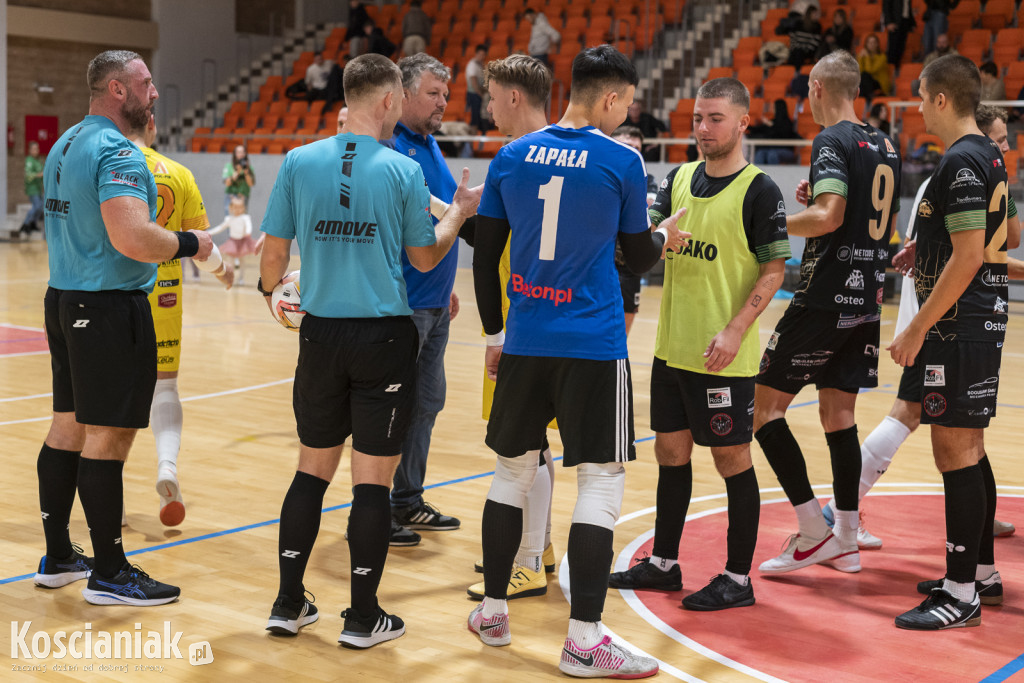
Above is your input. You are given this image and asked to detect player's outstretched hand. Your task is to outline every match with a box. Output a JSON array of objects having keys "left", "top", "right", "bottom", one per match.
[
  {"left": 216, "top": 261, "right": 235, "bottom": 290},
  {"left": 451, "top": 167, "right": 483, "bottom": 217},
  {"left": 892, "top": 239, "right": 916, "bottom": 277},
  {"left": 657, "top": 207, "right": 690, "bottom": 258},
  {"left": 191, "top": 230, "right": 215, "bottom": 261},
  {"left": 485, "top": 344, "right": 502, "bottom": 381},
  {"left": 795, "top": 180, "right": 811, "bottom": 207}
]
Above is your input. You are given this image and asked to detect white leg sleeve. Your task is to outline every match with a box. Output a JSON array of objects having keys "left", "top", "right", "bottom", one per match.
[
  {"left": 571, "top": 462, "right": 625, "bottom": 531},
  {"left": 859, "top": 416, "right": 912, "bottom": 499},
  {"left": 486, "top": 451, "right": 540, "bottom": 509},
  {"left": 518, "top": 458, "right": 551, "bottom": 558},
  {"left": 544, "top": 447, "right": 555, "bottom": 547},
  {"left": 151, "top": 377, "right": 183, "bottom": 470}
]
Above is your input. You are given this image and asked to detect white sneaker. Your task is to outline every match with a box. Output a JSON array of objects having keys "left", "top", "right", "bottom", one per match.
[
  {"left": 759, "top": 532, "right": 860, "bottom": 574},
  {"left": 157, "top": 466, "right": 185, "bottom": 526},
  {"left": 467, "top": 604, "right": 511, "bottom": 647},
  {"left": 993, "top": 519, "right": 1015, "bottom": 538},
  {"left": 857, "top": 511, "right": 883, "bottom": 549},
  {"left": 559, "top": 635, "right": 658, "bottom": 679}
]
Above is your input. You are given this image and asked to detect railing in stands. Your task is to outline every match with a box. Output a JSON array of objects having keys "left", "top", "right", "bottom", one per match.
[{"left": 201, "top": 59, "right": 218, "bottom": 129}]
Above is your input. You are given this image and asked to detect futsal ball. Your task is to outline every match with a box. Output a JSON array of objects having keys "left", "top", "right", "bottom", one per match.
[{"left": 271, "top": 270, "right": 304, "bottom": 332}]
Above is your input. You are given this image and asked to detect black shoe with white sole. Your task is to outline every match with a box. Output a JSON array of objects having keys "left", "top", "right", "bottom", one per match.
[
  {"left": 393, "top": 501, "right": 460, "bottom": 531},
  {"left": 338, "top": 606, "right": 405, "bottom": 649},
  {"left": 81, "top": 563, "right": 180, "bottom": 606},
  {"left": 895, "top": 589, "right": 981, "bottom": 630},
  {"left": 266, "top": 593, "right": 319, "bottom": 635},
  {"left": 34, "top": 543, "right": 93, "bottom": 588},
  {"left": 916, "top": 571, "right": 1003, "bottom": 605}
]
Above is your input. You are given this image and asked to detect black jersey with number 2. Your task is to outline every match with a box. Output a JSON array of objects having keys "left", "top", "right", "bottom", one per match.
[
  {"left": 792, "top": 121, "right": 902, "bottom": 314},
  {"left": 913, "top": 134, "right": 1009, "bottom": 343}
]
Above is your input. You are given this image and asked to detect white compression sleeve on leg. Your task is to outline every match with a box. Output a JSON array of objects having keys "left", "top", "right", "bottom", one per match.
[
  {"left": 487, "top": 451, "right": 540, "bottom": 509},
  {"left": 544, "top": 446, "right": 555, "bottom": 547},
  {"left": 193, "top": 243, "right": 224, "bottom": 272},
  {"left": 571, "top": 463, "right": 625, "bottom": 531},
  {"left": 517, "top": 458, "right": 551, "bottom": 566},
  {"left": 151, "top": 377, "right": 183, "bottom": 469},
  {"left": 859, "top": 415, "right": 912, "bottom": 499}
]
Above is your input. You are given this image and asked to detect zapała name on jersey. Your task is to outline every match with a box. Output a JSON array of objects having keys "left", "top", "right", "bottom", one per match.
[{"left": 523, "top": 146, "right": 589, "bottom": 168}]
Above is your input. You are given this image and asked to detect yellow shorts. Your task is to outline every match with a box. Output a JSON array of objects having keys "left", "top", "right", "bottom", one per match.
[{"left": 148, "top": 273, "right": 183, "bottom": 373}]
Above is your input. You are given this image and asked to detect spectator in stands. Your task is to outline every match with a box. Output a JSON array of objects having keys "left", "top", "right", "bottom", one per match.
[
  {"left": 364, "top": 20, "right": 397, "bottom": 58},
  {"left": 979, "top": 61, "right": 1006, "bottom": 102},
  {"left": 858, "top": 34, "right": 891, "bottom": 97},
  {"left": 324, "top": 61, "right": 345, "bottom": 112},
  {"left": 304, "top": 52, "right": 332, "bottom": 102},
  {"left": 402, "top": 0, "right": 431, "bottom": 56},
  {"left": 222, "top": 145, "right": 254, "bottom": 215},
  {"left": 18, "top": 140, "right": 44, "bottom": 237},
  {"left": 867, "top": 102, "right": 891, "bottom": 135},
  {"left": 748, "top": 98, "right": 799, "bottom": 165},
  {"left": 786, "top": 6, "right": 823, "bottom": 68},
  {"left": 465, "top": 45, "right": 488, "bottom": 134},
  {"left": 347, "top": 0, "right": 371, "bottom": 57},
  {"left": 625, "top": 100, "right": 668, "bottom": 162},
  {"left": 523, "top": 9, "right": 561, "bottom": 68},
  {"left": 921, "top": 0, "right": 959, "bottom": 58},
  {"left": 882, "top": 0, "right": 915, "bottom": 67},
  {"left": 922, "top": 32, "right": 957, "bottom": 66},
  {"left": 817, "top": 8, "right": 853, "bottom": 58}
]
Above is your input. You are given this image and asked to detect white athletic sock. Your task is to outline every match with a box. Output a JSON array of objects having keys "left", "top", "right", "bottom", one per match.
[
  {"left": 858, "top": 416, "right": 912, "bottom": 499},
  {"left": 795, "top": 499, "right": 830, "bottom": 546},
  {"left": 723, "top": 569, "right": 748, "bottom": 586},
  {"left": 481, "top": 597, "right": 508, "bottom": 619},
  {"left": 543, "top": 447, "right": 554, "bottom": 549},
  {"left": 150, "top": 378, "right": 182, "bottom": 471},
  {"left": 942, "top": 578, "right": 976, "bottom": 603},
  {"left": 517, "top": 459, "right": 550, "bottom": 571},
  {"left": 649, "top": 555, "right": 678, "bottom": 571},
  {"left": 567, "top": 619, "right": 603, "bottom": 649},
  {"left": 833, "top": 510, "right": 858, "bottom": 548},
  {"left": 976, "top": 564, "right": 996, "bottom": 581}
]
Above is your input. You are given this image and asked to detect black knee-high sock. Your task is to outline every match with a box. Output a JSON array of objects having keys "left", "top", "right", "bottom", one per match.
[
  {"left": 724, "top": 467, "right": 760, "bottom": 576},
  {"left": 754, "top": 418, "right": 814, "bottom": 506},
  {"left": 651, "top": 463, "right": 691, "bottom": 560},
  {"left": 567, "top": 523, "right": 614, "bottom": 622},
  {"left": 76, "top": 458, "right": 127, "bottom": 577},
  {"left": 37, "top": 444, "right": 81, "bottom": 559},
  {"left": 277, "top": 471, "right": 329, "bottom": 601},
  {"left": 826, "top": 425, "right": 861, "bottom": 511},
  {"left": 977, "top": 454, "right": 997, "bottom": 567},
  {"left": 942, "top": 464, "right": 985, "bottom": 584},
  {"left": 481, "top": 498, "right": 522, "bottom": 599},
  {"left": 348, "top": 484, "right": 392, "bottom": 615}
]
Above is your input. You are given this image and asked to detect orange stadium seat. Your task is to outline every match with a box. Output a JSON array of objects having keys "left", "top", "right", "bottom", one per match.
[
  {"left": 959, "top": 28, "right": 992, "bottom": 51},
  {"left": 301, "top": 114, "right": 322, "bottom": 131},
  {"left": 241, "top": 113, "right": 261, "bottom": 130},
  {"left": 736, "top": 66, "right": 764, "bottom": 93},
  {"left": 749, "top": 97, "right": 766, "bottom": 119},
  {"left": 732, "top": 47, "right": 759, "bottom": 68},
  {"left": 913, "top": 133, "right": 945, "bottom": 153},
  {"left": 1005, "top": 62, "right": 1024, "bottom": 100},
  {"left": 981, "top": 0, "right": 1015, "bottom": 31},
  {"left": 992, "top": 28, "right": 1024, "bottom": 64},
  {"left": 706, "top": 66, "right": 734, "bottom": 81},
  {"left": 288, "top": 101, "right": 309, "bottom": 115},
  {"left": 279, "top": 114, "right": 301, "bottom": 132},
  {"left": 1004, "top": 149, "right": 1019, "bottom": 179},
  {"left": 267, "top": 100, "right": 288, "bottom": 115},
  {"left": 261, "top": 114, "right": 282, "bottom": 130},
  {"left": 957, "top": 43, "right": 986, "bottom": 64}
]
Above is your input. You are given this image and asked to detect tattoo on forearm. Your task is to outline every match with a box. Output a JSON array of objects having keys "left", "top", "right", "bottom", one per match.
[
  {"left": 759, "top": 275, "right": 778, "bottom": 291},
  {"left": 751, "top": 294, "right": 763, "bottom": 308}
]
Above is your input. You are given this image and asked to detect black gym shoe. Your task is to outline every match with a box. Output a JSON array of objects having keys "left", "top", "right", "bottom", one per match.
[
  {"left": 266, "top": 592, "right": 319, "bottom": 635},
  {"left": 895, "top": 588, "right": 981, "bottom": 630},
  {"left": 917, "top": 572, "right": 1003, "bottom": 605},
  {"left": 682, "top": 574, "right": 755, "bottom": 611},
  {"left": 390, "top": 519, "right": 421, "bottom": 546},
  {"left": 337, "top": 606, "right": 406, "bottom": 649},
  {"left": 608, "top": 557, "right": 683, "bottom": 591},
  {"left": 34, "top": 543, "right": 94, "bottom": 588},
  {"left": 81, "top": 563, "right": 180, "bottom": 606},
  {"left": 393, "top": 501, "right": 460, "bottom": 530}
]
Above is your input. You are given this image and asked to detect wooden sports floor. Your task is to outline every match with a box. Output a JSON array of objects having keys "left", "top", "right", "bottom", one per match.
[{"left": 2, "top": 241, "right": 1023, "bottom": 682}]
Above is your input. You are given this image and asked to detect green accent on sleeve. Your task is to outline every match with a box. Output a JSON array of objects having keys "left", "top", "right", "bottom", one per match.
[
  {"left": 755, "top": 240, "right": 793, "bottom": 264},
  {"left": 944, "top": 210, "right": 987, "bottom": 233},
  {"left": 1009, "top": 195, "right": 1018, "bottom": 220},
  {"left": 811, "top": 178, "right": 848, "bottom": 200},
  {"left": 649, "top": 209, "right": 667, "bottom": 227}
]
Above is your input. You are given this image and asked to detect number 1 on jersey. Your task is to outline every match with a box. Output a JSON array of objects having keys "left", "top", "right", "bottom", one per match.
[{"left": 538, "top": 176, "right": 564, "bottom": 261}]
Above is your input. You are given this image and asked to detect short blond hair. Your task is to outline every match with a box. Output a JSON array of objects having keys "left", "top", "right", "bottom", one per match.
[
  {"left": 343, "top": 54, "right": 402, "bottom": 103},
  {"left": 484, "top": 55, "right": 552, "bottom": 106},
  {"left": 810, "top": 50, "right": 860, "bottom": 100}
]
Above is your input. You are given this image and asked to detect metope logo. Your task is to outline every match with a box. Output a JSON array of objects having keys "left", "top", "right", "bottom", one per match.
[{"left": 10, "top": 621, "right": 193, "bottom": 661}]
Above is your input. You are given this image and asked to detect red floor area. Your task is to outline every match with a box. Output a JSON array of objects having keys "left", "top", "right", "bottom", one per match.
[
  {"left": 627, "top": 493, "right": 1024, "bottom": 682},
  {"left": 0, "top": 324, "right": 47, "bottom": 357}
]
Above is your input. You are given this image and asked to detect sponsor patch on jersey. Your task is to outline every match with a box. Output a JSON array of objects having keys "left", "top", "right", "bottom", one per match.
[
  {"left": 924, "top": 365, "right": 945, "bottom": 387},
  {"left": 759, "top": 353, "right": 770, "bottom": 375},
  {"left": 864, "top": 344, "right": 879, "bottom": 357},
  {"left": 815, "top": 146, "right": 842, "bottom": 166},
  {"left": 709, "top": 413, "right": 733, "bottom": 437},
  {"left": 157, "top": 279, "right": 180, "bottom": 288},
  {"left": 117, "top": 149, "right": 133, "bottom": 157},
  {"left": 837, "top": 246, "right": 852, "bottom": 263},
  {"left": 767, "top": 331, "right": 780, "bottom": 350},
  {"left": 994, "top": 296, "right": 1007, "bottom": 314},
  {"left": 950, "top": 168, "right": 983, "bottom": 189},
  {"left": 158, "top": 293, "right": 177, "bottom": 308},
  {"left": 706, "top": 387, "right": 732, "bottom": 408},
  {"left": 884, "top": 138, "right": 897, "bottom": 154},
  {"left": 917, "top": 199, "right": 933, "bottom": 218},
  {"left": 924, "top": 392, "right": 947, "bottom": 417},
  {"left": 845, "top": 269, "right": 864, "bottom": 290}
]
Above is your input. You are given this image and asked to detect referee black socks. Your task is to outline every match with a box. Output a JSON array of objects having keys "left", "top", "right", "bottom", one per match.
[
  {"left": 754, "top": 418, "right": 814, "bottom": 506},
  {"left": 77, "top": 458, "right": 127, "bottom": 578},
  {"left": 278, "top": 471, "right": 329, "bottom": 602},
  {"left": 652, "top": 463, "right": 691, "bottom": 561},
  {"left": 348, "top": 483, "right": 391, "bottom": 616},
  {"left": 37, "top": 444, "right": 81, "bottom": 560}
]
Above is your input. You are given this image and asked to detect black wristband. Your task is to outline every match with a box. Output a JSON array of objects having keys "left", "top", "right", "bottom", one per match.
[
  {"left": 256, "top": 277, "right": 275, "bottom": 297},
  {"left": 173, "top": 231, "right": 200, "bottom": 259}
]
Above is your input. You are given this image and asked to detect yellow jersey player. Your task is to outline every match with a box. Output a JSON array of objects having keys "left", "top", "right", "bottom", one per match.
[{"left": 127, "top": 114, "right": 233, "bottom": 526}]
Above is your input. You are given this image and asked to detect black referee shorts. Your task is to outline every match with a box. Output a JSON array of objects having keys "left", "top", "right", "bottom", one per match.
[{"left": 45, "top": 287, "right": 157, "bottom": 429}]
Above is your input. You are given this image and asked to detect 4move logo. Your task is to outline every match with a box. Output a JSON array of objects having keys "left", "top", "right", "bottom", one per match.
[{"left": 10, "top": 621, "right": 212, "bottom": 666}]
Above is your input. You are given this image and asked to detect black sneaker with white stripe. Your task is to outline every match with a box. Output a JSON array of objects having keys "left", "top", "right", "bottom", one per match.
[
  {"left": 895, "top": 588, "right": 981, "bottom": 630},
  {"left": 393, "top": 501, "right": 460, "bottom": 531},
  {"left": 34, "top": 543, "right": 93, "bottom": 588},
  {"left": 338, "top": 606, "right": 405, "bottom": 649},
  {"left": 266, "top": 592, "right": 319, "bottom": 635},
  {"left": 916, "top": 571, "right": 1003, "bottom": 605}
]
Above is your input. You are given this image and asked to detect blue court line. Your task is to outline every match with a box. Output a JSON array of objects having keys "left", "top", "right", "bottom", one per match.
[{"left": 980, "top": 653, "right": 1024, "bottom": 682}]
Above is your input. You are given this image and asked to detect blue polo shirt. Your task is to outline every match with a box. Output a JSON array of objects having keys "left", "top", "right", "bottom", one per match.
[
  {"left": 385, "top": 121, "right": 459, "bottom": 309},
  {"left": 44, "top": 115, "right": 159, "bottom": 292}
]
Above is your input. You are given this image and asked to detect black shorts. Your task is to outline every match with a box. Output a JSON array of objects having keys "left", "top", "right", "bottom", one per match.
[
  {"left": 619, "top": 273, "right": 641, "bottom": 314},
  {"left": 918, "top": 340, "right": 1002, "bottom": 429},
  {"left": 486, "top": 353, "right": 635, "bottom": 467},
  {"left": 45, "top": 287, "right": 157, "bottom": 429},
  {"left": 897, "top": 363, "right": 922, "bottom": 403},
  {"left": 756, "top": 305, "right": 880, "bottom": 395},
  {"left": 293, "top": 314, "right": 418, "bottom": 454},
  {"left": 650, "top": 358, "right": 754, "bottom": 447}
]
